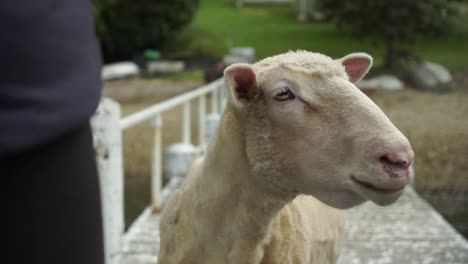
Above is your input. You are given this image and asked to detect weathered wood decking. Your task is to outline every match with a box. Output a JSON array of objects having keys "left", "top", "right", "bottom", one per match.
[
  {"left": 338, "top": 187, "right": 468, "bottom": 264},
  {"left": 115, "top": 187, "right": 468, "bottom": 264}
]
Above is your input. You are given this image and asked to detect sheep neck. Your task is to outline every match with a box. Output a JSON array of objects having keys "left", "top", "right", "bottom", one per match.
[{"left": 199, "top": 106, "right": 295, "bottom": 256}]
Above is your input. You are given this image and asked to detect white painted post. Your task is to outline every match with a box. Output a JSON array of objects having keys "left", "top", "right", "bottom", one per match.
[
  {"left": 220, "top": 83, "right": 228, "bottom": 110},
  {"left": 211, "top": 88, "right": 219, "bottom": 114},
  {"left": 166, "top": 101, "right": 198, "bottom": 180},
  {"left": 297, "top": 0, "right": 310, "bottom": 21},
  {"left": 151, "top": 115, "right": 163, "bottom": 210},
  {"left": 182, "top": 102, "right": 191, "bottom": 144},
  {"left": 198, "top": 95, "right": 206, "bottom": 146},
  {"left": 91, "top": 98, "right": 125, "bottom": 264},
  {"left": 204, "top": 84, "right": 222, "bottom": 144}
]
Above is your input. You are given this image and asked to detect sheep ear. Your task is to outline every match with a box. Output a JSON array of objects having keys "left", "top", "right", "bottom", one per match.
[
  {"left": 224, "top": 63, "right": 258, "bottom": 109},
  {"left": 338, "top": 53, "right": 373, "bottom": 83}
]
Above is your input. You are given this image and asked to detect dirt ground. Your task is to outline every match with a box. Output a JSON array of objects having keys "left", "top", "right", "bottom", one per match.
[{"left": 104, "top": 70, "right": 468, "bottom": 231}]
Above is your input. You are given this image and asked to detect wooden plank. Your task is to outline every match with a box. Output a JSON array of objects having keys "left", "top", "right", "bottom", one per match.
[
  {"left": 338, "top": 188, "right": 468, "bottom": 263},
  {"left": 117, "top": 187, "right": 468, "bottom": 264}
]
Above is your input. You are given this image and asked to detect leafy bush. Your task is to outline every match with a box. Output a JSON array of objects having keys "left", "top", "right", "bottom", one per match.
[
  {"left": 317, "top": 0, "right": 463, "bottom": 68},
  {"left": 93, "top": 0, "right": 200, "bottom": 62}
]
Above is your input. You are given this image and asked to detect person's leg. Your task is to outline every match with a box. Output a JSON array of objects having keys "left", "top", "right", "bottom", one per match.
[{"left": 3, "top": 122, "right": 104, "bottom": 264}]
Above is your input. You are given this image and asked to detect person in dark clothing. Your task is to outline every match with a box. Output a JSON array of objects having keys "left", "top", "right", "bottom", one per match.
[{"left": 1, "top": 1, "right": 104, "bottom": 263}]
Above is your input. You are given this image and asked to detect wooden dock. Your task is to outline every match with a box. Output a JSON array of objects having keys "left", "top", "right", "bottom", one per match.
[
  {"left": 92, "top": 94, "right": 467, "bottom": 264},
  {"left": 114, "top": 187, "right": 468, "bottom": 264}
]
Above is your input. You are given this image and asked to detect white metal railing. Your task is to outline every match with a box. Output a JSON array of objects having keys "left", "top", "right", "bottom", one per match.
[
  {"left": 120, "top": 78, "right": 224, "bottom": 208},
  {"left": 91, "top": 78, "right": 226, "bottom": 264}
]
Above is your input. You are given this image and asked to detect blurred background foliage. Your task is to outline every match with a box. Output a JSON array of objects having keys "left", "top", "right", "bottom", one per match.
[
  {"left": 92, "top": 0, "right": 468, "bottom": 69},
  {"left": 318, "top": 0, "right": 465, "bottom": 68},
  {"left": 92, "top": 0, "right": 200, "bottom": 62}
]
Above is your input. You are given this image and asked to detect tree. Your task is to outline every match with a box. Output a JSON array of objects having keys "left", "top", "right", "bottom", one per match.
[
  {"left": 317, "top": 0, "right": 462, "bottom": 68},
  {"left": 93, "top": 0, "right": 200, "bottom": 62}
]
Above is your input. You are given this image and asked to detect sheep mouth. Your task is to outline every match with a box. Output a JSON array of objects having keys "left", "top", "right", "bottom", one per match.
[{"left": 350, "top": 176, "right": 405, "bottom": 195}]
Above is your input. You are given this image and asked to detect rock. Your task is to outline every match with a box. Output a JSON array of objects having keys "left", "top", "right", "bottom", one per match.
[
  {"left": 223, "top": 54, "right": 251, "bottom": 65},
  {"left": 224, "top": 47, "right": 256, "bottom": 65},
  {"left": 102, "top": 61, "right": 140, "bottom": 80},
  {"left": 230, "top": 47, "right": 256, "bottom": 63},
  {"left": 357, "top": 74, "right": 405, "bottom": 91},
  {"left": 407, "top": 61, "right": 454, "bottom": 93},
  {"left": 146, "top": 60, "right": 185, "bottom": 74}
]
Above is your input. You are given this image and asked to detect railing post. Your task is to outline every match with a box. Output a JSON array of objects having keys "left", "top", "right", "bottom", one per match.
[
  {"left": 91, "top": 98, "right": 125, "bottom": 264},
  {"left": 166, "top": 101, "right": 199, "bottom": 180},
  {"left": 211, "top": 88, "right": 219, "bottom": 114},
  {"left": 220, "top": 82, "right": 228, "bottom": 111},
  {"left": 151, "top": 115, "right": 163, "bottom": 210},
  {"left": 182, "top": 102, "right": 191, "bottom": 144},
  {"left": 198, "top": 95, "right": 206, "bottom": 146},
  {"left": 204, "top": 84, "right": 223, "bottom": 144}
]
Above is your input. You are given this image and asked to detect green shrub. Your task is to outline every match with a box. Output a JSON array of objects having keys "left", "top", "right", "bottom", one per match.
[
  {"left": 317, "top": 0, "right": 464, "bottom": 68},
  {"left": 93, "top": 0, "right": 200, "bottom": 62}
]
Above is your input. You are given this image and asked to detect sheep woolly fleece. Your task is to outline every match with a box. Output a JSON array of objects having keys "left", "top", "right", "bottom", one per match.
[{"left": 157, "top": 50, "right": 412, "bottom": 264}]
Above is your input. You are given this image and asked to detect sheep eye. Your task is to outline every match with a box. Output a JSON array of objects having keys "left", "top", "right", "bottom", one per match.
[{"left": 274, "top": 88, "right": 295, "bottom": 101}]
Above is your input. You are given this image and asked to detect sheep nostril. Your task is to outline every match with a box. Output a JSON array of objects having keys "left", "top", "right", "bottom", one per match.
[
  {"left": 379, "top": 154, "right": 411, "bottom": 170},
  {"left": 396, "top": 160, "right": 409, "bottom": 168}
]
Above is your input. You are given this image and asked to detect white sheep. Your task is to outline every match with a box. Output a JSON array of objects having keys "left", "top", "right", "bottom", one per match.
[{"left": 158, "top": 50, "right": 414, "bottom": 264}]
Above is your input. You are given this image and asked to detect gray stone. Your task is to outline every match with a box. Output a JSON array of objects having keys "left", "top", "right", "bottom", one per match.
[
  {"left": 408, "top": 61, "right": 455, "bottom": 92},
  {"left": 230, "top": 47, "right": 256, "bottom": 63},
  {"left": 358, "top": 74, "right": 405, "bottom": 92},
  {"left": 223, "top": 54, "right": 251, "bottom": 65},
  {"left": 146, "top": 60, "right": 185, "bottom": 74},
  {"left": 224, "top": 47, "right": 256, "bottom": 65},
  {"left": 102, "top": 61, "right": 140, "bottom": 80}
]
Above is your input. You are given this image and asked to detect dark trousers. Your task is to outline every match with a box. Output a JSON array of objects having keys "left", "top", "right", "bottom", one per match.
[{"left": 3, "top": 122, "right": 104, "bottom": 264}]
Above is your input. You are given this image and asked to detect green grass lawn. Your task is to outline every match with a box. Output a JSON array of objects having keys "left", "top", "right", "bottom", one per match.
[{"left": 171, "top": 0, "right": 468, "bottom": 69}]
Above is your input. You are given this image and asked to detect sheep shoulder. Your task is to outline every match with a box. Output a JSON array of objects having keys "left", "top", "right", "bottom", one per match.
[
  {"left": 158, "top": 158, "right": 207, "bottom": 264},
  {"left": 260, "top": 195, "right": 344, "bottom": 264}
]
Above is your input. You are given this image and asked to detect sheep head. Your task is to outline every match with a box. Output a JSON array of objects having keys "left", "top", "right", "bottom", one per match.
[{"left": 223, "top": 51, "right": 414, "bottom": 209}]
